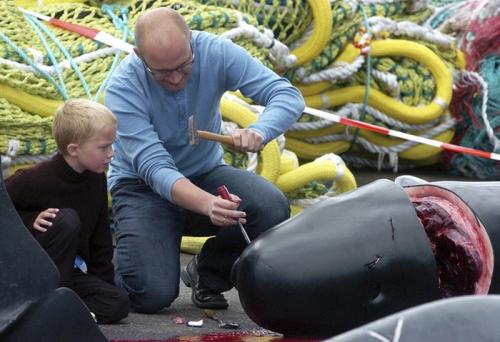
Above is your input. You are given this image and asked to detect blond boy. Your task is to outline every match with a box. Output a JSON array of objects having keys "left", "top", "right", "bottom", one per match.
[{"left": 6, "top": 99, "right": 129, "bottom": 323}]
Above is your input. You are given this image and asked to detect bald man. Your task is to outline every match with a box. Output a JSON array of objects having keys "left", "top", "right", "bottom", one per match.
[{"left": 105, "top": 7, "right": 304, "bottom": 313}]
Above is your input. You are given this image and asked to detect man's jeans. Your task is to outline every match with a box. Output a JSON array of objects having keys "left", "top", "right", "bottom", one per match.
[{"left": 111, "top": 165, "right": 290, "bottom": 313}]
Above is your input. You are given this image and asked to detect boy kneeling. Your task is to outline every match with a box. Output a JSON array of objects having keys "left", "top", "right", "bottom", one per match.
[{"left": 6, "top": 99, "right": 130, "bottom": 324}]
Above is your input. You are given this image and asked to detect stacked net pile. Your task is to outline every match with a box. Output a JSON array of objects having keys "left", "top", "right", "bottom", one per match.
[
  {"left": 0, "top": 0, "right": 356, "bottom": 210},
  {"left": 428, "top": 0, "right": 499, "bottom": 179},
  {"left": 2, "top": 0, "right": 495, "bottom": 210},
  {"left": 195, "top": 0, "right": 466, "bottom": 172}
]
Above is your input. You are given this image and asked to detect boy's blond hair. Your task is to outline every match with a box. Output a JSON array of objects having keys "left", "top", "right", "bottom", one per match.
[{"left": 53, "top": 99, "right": 116, "bottom": 155}]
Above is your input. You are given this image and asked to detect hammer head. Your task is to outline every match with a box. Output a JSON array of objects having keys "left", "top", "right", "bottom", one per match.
[{"left": 188, "top": 115, "right": 198, "bottom": 145}]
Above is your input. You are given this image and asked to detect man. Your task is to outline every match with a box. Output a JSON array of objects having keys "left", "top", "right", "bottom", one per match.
[{"left": 105, "top": 7, "right": 304, "bottom": 313}]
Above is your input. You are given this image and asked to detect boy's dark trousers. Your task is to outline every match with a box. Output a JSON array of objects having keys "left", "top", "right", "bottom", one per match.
[{"left": 30, "top": 208, "right": 129, "bottom": 323}]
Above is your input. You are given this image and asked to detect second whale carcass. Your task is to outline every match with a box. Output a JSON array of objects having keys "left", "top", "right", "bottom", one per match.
[{"left": 232, "top": 178, "right": 497, "bottom": 337}]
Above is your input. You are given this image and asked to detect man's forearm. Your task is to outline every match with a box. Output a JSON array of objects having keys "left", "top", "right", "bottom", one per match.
[{"left": 171, "top": 178, "right": 214, "bottom": 215}]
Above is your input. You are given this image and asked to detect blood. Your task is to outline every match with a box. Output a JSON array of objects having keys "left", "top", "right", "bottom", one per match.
[
  {"left": 413, "top": 200, "right": 483, "bottom": 297},
  {"left": 110, "top": 332, "right": 319, "bottom": 342}
]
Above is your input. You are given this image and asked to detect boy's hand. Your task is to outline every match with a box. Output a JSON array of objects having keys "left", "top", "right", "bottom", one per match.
[{"left": 33, "top": 208, "right": 59, "bottom": 232}]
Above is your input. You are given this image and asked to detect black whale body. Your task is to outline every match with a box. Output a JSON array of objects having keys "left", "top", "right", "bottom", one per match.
[
  {"left": 233, "top": 178, "right": 499, "bottom": 337},
  {"left": 328, "top": 295, "right": 500, "bottom": 342},
  {"left": 233, "top": 179, "right": 442, "bottom": 336}
]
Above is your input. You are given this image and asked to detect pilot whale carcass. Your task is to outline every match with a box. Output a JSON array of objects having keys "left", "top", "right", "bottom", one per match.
[
  {"left": 328, "top": 295, "right": 500, "bottom": 342},
  {"left": 232, "top": 179, "right": 497, "bottom": 337}
]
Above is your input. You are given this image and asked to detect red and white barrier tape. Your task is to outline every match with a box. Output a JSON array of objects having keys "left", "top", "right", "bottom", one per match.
[
  {"left": 303, "top": 106, "right": 500, "bottom": 161},
  {"left": 19, "top": 8, "right": 134, "bottom": 54}
]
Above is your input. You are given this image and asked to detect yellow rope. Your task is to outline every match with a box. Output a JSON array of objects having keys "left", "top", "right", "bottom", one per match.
[
  {"left": 290, "top": 0, "right": 332, "bottom": 67},
  {"left": 276, "top": 159, "right": 356, "bottom": 194},
  {"left": 220, "top": 97, "right": 282, "bottom": 183},
  {"left": 303, "top": 39, "right": 453, "bottom": 124}
]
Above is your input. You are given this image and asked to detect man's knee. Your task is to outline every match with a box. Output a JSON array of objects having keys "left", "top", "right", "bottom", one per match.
[
  {"left": 130, "top": 285, "right": 179, "bottom": 314},
  {"left": 251, "top": 188, "right": 290, "bottom": 227},
  {"left": 117, "top": 271, "right": 179, "bottom": 314}
]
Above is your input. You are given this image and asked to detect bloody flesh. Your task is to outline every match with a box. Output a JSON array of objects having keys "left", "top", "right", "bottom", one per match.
[
  {"left": 405, "top": 186, "right": 493, "bottom": 296},
  {"left": 413, "top": 200, "right": 482, "bottom": 296}
]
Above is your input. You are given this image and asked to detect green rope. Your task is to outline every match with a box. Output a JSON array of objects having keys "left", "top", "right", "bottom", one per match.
[
  {"left": 0, "top": 30, "right": 68, "bottom": 98},
  {"left": 95, "top": 4, "right": 130, "bottom": 101},
  {"left": 23, "top": 15, "right": 70, "bottom": 100},
  {"left": 24, "top": 14, "right": 92, "bottom": 99},
  {"left": 347, "top": 4, "right": 372, "bottom": 152}
]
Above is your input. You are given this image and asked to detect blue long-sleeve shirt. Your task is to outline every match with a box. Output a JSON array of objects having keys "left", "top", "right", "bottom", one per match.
[{"left": 105, "top": 30, "right": 304, "bottom": 202}]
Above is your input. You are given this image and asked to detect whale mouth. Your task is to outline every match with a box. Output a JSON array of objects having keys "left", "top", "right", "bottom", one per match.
[{"left": 405, "top": 185, "right": 494, "bottom": 297}]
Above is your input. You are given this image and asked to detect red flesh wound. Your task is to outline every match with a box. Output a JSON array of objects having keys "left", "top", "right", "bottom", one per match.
[
  {"left": 405, "top": 186, "right": 493, "bottom": 297},
  {"left": 413, "top": 200, "right": 482, "bottom": 296}
]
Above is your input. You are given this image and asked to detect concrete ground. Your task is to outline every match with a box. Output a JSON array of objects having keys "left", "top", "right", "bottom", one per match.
[
  {"left": 100, "top": 167, "right": 473, "bottom": 341},
  {"left": 100, "top": 253, "right": 273, "bottom": 341}
]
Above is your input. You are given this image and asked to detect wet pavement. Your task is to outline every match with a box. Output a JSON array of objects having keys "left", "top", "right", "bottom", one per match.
[{"left": 100, "top": 253, "right": 270, "bottom": 341}]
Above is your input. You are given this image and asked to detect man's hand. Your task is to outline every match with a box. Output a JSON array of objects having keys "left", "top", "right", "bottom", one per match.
[
  {"left": 33, "top": 208, "right": 59, "bottom": 232},
  {"left": 171, "top": 179, "right": 247, "bottom": 227},
  {"left": 231, "top": 128, "right": 264, "bottom": 152},
  {"left": 207, "top": 193, "right": 247, "bottom": 227}
]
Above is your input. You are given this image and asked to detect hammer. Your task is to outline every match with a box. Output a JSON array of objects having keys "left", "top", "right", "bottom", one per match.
[{"left": 188, "top": 115, "right": 235, "bottom": 146}]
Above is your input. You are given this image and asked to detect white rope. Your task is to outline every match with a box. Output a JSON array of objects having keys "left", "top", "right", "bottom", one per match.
[
  {"left": 303, "top": 117, "right": 455, "bottom": 150},
  {"left": 26, "top": 47, "right": 44, "bottom": 65},
  {"left": 7, "top": 139, "right": 20, "bottom": 158},
  {"left": 470, "top": 0, "right": 500, "bottom": 24},
  {"left": 1, "top": 153, "right": 52, "bottom": 178},
  {"left": 371, "top": 69, "right": 400, "bottom": 97},
  {"left": 300, "top": 56, "right": 365, "bottom": 84},
  {"left": 369, "top": 17, "right": 455, "bottom": 48},
  {"left": 316, "top": 153, "right": 345, "bottom": 180},
  {"left": 424, "top": 2, "right": 466, "bottom": 29},
  {"left": 221, "top": 12, "right": 296, "bottom": 69},
  {"left": 289, "top": 153, "right": 347, "bottom": 207},
  {"left": 320, "top": 93, "right": 330, "bottom": 109},
  {"left": 13, "top": 154, "right": 52, "bottom": 164},
  {"left": 433, "top": 97, "right": 448, "bottom": 110},
  {"left": 0, "top": 47, "right": 119, "bottom": 75},
  {"left": 289, "top": 103, "right": 441, "bottom": 132},
  {"left": 291, "top": 193, "right": 333, "bottom": 208},
  {"left": 341, "top": 153, "right": 415, "bottom": 170},
  {"left": 290, "top": 118, "right": 333, "bottom": 131},
  {"left": 460, "top": 71, "right": 500, "bottom": 152}
]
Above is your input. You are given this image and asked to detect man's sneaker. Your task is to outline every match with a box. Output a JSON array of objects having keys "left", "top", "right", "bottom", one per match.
[{"left": 181, "top": 255, "right": 228, "bottom": 309}]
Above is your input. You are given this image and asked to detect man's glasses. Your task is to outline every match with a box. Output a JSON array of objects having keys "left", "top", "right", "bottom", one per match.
[{"left": 142, "top": 42, "right": 195, "bottom": 79}]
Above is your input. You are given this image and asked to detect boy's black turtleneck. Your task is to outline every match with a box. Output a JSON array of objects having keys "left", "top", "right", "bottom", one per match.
[{"left": 5, "top": 153, "right": 114, "bottom": 284}]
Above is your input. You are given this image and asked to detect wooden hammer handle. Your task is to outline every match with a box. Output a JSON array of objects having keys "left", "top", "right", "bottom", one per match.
[{"left": 197, "top": 130, "right": 235, "bottom": 146}]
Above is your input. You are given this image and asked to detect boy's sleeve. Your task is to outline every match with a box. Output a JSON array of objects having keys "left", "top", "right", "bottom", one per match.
[
  {"left": 87, "top": 178, "right": 115, "bottom": 284},
  {"left": 5, "top": 170, "right": 40, "bottom": 230}
]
